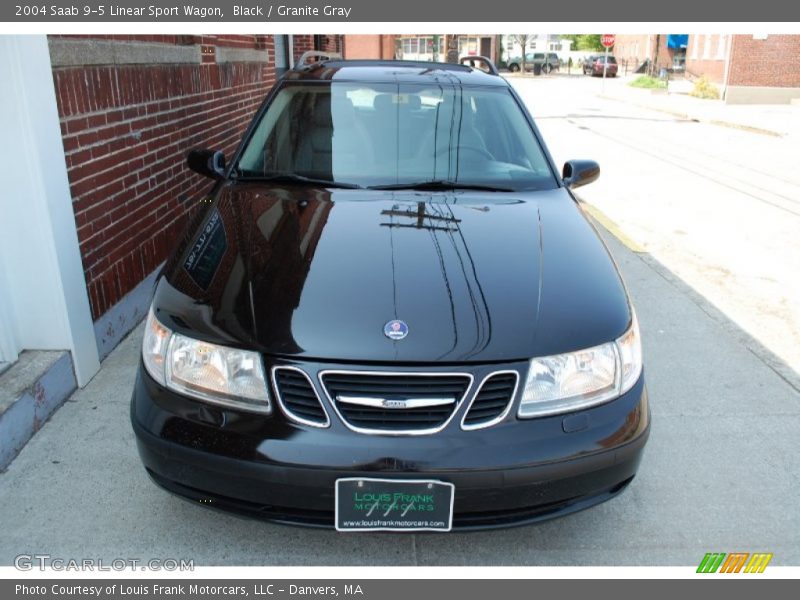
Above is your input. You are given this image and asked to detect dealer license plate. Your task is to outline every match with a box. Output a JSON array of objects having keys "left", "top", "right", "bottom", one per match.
[{"left": 335, "top": 478, "right": 454, "bottom": 532}]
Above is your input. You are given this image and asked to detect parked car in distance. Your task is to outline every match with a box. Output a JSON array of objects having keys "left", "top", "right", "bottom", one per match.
[
  {"left": 584, "top": 54, "right": 618, "bottom": 76},
  {"left": 131, "top": 54, "right": 649, "bottom": 532},
  {"left": 507, "top": 52, "right": 560, "bottom": 74}
]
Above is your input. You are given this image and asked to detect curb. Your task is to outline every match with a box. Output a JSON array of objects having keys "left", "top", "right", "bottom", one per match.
[
  {"left": 0, "top": 351, "right": 77, "bottom": 470},
  {"left": 577, "top": 200, "right": 646, "bottom": 254},
  {"left": 598, "top": 93, "right": 784, "bottom": 138}
]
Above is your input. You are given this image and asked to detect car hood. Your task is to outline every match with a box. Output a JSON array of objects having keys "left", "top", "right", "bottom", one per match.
[{"left": 155, "top": 184, "right": 631, "bottom": 363}]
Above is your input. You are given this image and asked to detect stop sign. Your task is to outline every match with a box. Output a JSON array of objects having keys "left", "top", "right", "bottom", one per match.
[{"left": 601, "top": 34, "right": 616, "bottom": 48}]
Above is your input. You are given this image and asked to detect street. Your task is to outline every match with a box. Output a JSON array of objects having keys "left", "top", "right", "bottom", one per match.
[
  {"left": 512, "top": 73, "right": 800, "bottom": 385},
  {"left": 1, "top": 74, "right": 798, "bottom": 566}
]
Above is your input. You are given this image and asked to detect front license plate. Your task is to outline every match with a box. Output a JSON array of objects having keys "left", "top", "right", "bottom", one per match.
[{"left": 335, "top": 478, "right": 454, "bottom": 532}]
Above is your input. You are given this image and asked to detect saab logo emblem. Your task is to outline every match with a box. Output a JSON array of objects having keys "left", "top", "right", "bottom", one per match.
[
  {"left": 696, "top": 552, "right": 773, "bottom": 573},
  {"left": 384, "top": 319, "right": 409, "bottom": 340}
]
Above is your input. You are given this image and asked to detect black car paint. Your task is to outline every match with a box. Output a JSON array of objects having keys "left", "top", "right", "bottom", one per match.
[
  {"left": 131, "top": 60, "right": 649, "bottom": 529},
  {"left": 153, "top": 186, "right": 630, "bottom": 363}
]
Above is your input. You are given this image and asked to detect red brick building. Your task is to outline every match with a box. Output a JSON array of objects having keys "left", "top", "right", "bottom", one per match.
[
  {"left": 0, "top": 33, "right": 345, "bottom": 398},
  {"left": 342, "top": 35, "right": 396, "bottom": 60},
  {"left": 686, "top": 34, "right": 800, "bottom": 104},
  {"left": 46, "top": 34, "right": 345, "bottom": 360},
  {"left": 612, "top": 34, "right": 686, "bottom": 73},
  {"left": 343, "top": 34, "right": 500, "bottom": 65}
]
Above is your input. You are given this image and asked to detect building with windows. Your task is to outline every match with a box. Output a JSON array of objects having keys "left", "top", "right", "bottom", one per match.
[
  {"left": 343, "top": 34, "right": 500, "bottom": 64},
  {"left": 612, "top": 34, "right": 688, "bottom": 73},
  {"left": 685, "top": 34, "right": 800, "bottom": 104},
  {"left": 501, "top": 34, "right": 573, "bottom": 60}
]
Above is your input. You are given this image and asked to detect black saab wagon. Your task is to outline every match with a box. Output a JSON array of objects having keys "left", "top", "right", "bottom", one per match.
[{"left": 131, "top": 54, "right": 649, "bottom": 531}]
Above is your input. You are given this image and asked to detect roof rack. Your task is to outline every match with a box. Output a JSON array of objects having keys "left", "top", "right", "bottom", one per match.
[
  {"left": 294, "top": 50, "right": 343, "bottom": 70},
  {"left": 458, "top": 55, "right": 499, "bottom": 76}
]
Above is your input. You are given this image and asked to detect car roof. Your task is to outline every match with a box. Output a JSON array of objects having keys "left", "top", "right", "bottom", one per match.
[{"left": 281, "top": 59, "right": 509, "bottom": 87}]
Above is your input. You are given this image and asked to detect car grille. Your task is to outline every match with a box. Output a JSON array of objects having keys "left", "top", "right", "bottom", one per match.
[
  {"left": 272, "top": 367, "right": 329, "bottom": 427},
  {"left": 320, "top": 371, "right": 472, "bottom": 434},
  {"left": 462, "top": 372, "right": 519, "bottom": 429}
]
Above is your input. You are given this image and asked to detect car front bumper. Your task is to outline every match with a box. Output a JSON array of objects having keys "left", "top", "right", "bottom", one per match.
[{"left": 131, "top": 362, "right": 650, "bottom": 530}]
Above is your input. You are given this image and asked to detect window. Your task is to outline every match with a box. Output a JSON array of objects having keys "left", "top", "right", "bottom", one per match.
[
  {"left": 237, "top": 82, "right": 557, "bottom": 191},
  {"left": 702, "top": 34, "right": 711, "bottom": 59},
  {"left": 716, "top": 34, "right": 728, "bottom": 60},
  {"left": 458, "top": 37, "right": 479, "bottom": 56},
  {"left": 401, "top": 36, "right": 445, "bottom": 61}
]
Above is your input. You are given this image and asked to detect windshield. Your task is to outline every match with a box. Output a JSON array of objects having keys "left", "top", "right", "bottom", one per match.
[{"left": 236, "top": 82, "right": 557, "bottom": 191}]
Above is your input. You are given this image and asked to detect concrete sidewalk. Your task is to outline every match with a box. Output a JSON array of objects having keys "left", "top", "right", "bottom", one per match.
[
  {"left": 1, "top": 223, "right": 798, "bottom": 566},
  {"left": 597, "top": 75, "right": 800, "bottom": 138}
]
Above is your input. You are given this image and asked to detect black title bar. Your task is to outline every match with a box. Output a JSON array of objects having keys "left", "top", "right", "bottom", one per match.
[{"left": 3, "top": 0, "right": 800, "bottom": 22}]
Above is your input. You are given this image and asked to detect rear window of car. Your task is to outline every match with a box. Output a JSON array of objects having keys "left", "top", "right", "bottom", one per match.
[{"left": 237, "top": 82, "right": 558, "bottom": 191}]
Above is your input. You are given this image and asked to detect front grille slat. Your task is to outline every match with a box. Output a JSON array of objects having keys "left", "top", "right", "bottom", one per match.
[
  {"left": 462, "top": 373, "right": 518, "bottom": 428},
  {"left": 273, "top": 368, "right": 329, "bottom": 427},
  {"left": 322, "top": 372, "right": 471, "bottom": 434}
]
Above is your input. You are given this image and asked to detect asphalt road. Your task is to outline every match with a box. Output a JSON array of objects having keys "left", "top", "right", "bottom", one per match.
[
  {"left": 512, "top": 74, "right": 800, "bottom": 385},
  {"left": 1, "top": 76, "right": 798, "bottom": 566}
]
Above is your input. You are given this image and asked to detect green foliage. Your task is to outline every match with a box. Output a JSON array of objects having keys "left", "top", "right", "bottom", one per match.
[
  {"left": 629, "top": 76, "right": 667, "bottom": 89},
  {"left": 559, "top": 34, "right": 604, "bottom": 51},
  {"left": 574, "top": 34, "right": 604, "bottom": 51},
  {"left": 690, "top": 76, "right": 720, "bottom": 100}
]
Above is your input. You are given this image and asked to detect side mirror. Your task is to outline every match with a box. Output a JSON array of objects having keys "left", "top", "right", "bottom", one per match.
[
  {"left": 562, "top": 160, "right": 600, "bottom": 189},
  {"left": 187, "top": 149, "right": 226, "bottom": 180}
]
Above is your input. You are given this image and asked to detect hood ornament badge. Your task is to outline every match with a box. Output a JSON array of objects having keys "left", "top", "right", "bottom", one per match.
[{"left": 384, "top": 319, "right": 409, "bottom": 340}]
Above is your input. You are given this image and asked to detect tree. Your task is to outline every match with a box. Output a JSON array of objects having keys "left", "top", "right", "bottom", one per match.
[
  {"left": 511, "top": 34, "right": 531, "bottom": 74},
  {"left": 560, "top": 34, "right": 604, "bottom": 52},
  {"left": 577, "top": 34, "right": 604, "bottom": 51}
]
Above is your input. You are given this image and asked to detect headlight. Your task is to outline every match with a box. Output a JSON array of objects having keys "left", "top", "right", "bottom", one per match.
[
  {"left": 142, "top": 308, "right": 171, "bottom": 385},
  {"left": 141, "top": 309, "right": 271, "bottom": 414},
  {"left": 616, "top": 311, "right": 643, "bottom": 394},
  {"left": 518, "top": 312, "right": 642, "bottom": 418}
]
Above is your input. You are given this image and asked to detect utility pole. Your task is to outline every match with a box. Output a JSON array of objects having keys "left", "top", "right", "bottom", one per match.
[
  {"left": 381, "top": 203, "right": 461, "bottom": 232},
  {"left": 650, "top": 34, "right": 661, "bottom": 77}
]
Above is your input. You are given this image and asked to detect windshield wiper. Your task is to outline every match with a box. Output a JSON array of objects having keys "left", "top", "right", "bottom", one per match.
[
  {"left": 233, "top": 171, "right": 363, "bottom": 189},
  {"left": 368, "top": 180, "right": 515, "bottom": 192}
]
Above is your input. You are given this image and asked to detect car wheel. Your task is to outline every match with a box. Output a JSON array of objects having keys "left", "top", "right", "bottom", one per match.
[{"left": 508, "top": 63, "right": 520, "bottom": 73}]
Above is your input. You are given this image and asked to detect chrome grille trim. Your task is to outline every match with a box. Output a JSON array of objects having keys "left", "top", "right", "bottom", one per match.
[
  {"left": 460, "top": 370, "right": 520, "bottom": 431},
  {"left": 271, "top": 366, "right": 330, "bottom": 428},
  {"left": 337, "top": 396, "right": 456, "bottom": 409},
  {"left": 318, "top": 369, "right": 474, "bottom": 436}
]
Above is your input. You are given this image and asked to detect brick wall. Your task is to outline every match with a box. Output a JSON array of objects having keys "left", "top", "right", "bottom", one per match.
[
  {"left": 49, "top": 35, "right": 278, "bottom": 320},
  {"left": 343, "top": 35, "right": 396, "bottom": 59},
  {"left": 292, "top": 34, "right": 314, "bottom": 61},
  {"left": 685, "top": 34, "right": 728, "bottom": 82},
  {"left": 292, "top": 34, "right": 343, "bottom": 62},
  {"left": 727, "top": 35, "right": 800, "bottom": 87},
  {"left": 610, "top": 34, "right": 650, "bottom": 66}
]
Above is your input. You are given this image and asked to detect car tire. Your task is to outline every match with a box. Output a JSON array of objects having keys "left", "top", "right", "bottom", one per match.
[{"left": 508, "top": 63, "right": 520, "bottom": 73}]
